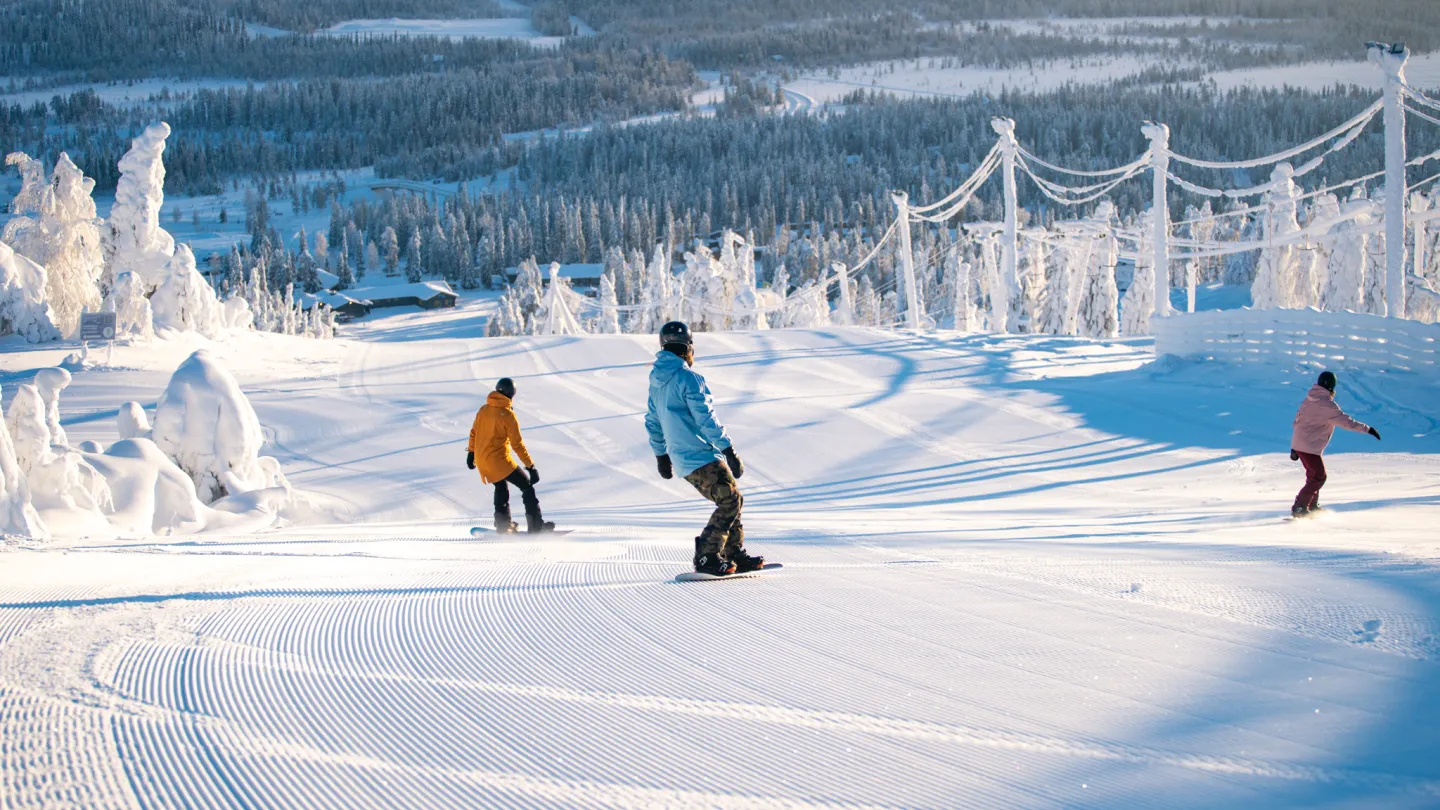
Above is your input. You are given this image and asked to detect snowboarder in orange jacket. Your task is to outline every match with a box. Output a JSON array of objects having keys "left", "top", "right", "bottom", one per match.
[{"left": 467, "top": 378, "right": 554, "bottom": 533}]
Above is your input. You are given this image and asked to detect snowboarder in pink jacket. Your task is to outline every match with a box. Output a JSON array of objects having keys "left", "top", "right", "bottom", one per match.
[{"left": 1290, "top": 370, "right": 1379, "bottom": 517}]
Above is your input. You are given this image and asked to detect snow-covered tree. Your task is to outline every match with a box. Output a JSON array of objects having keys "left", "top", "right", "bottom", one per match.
[
  {"left": 0, "top": 384, "right": 46, "bottom": 540},
  {"left": 1077, "top": 202, "right": 1119, "bottom": 339},
  {"left": 597, "top": 271, "right": 622, "bottom": 334},
  {"left": 1121, "top": 211, "right": 1156, "bottom": 336},
  {"left": 1251, "top": 164, "right": 1301, "bottom": 310},
  {"left": 3, "top": 152, "right": 104, "bottom": 337},
  {"left": 152, "top": 350, "right": 290, "bottom": 504},
  {"left": 0, "top": 241, "right": 62, "bottom": 343},
  {"left": 103, "top": 122, "right": 176, "bottom": 294},
  {"left": 381, "top": 226, "right": 400, "bottom": 276},
  {"left": 107, "top": 271, "right": 154, "bottom": 341},
  {"left": 5, "top": 381, "right": 111, "bottom": 517},
  {"left": 152, "top": 245, "right": 225, "bottom": 338},
  {"left": 537, "top": 263, "right": 585, "bottom": 336},
  {"left": 406, "top": 229, "right": 423, "bottom": 283},
  {"left": 1321, "top": 197, "right": 1373, "bottom": 313}
]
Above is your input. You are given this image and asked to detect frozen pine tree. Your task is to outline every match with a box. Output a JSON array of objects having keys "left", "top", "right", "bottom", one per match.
[
  {"left": 1362, "top": 190, "right": 1387, "bottom": 316},
  {"left": 1251, "top": 164, "right": 1301, "bottom": 310},
  {"left": 597, "top": 271, "right": 622, "bottom": 334},
  {"left": 0, "top": 387, "right": 47, "bottom": 540},
  {"left": 103, "top": 122, "right": 176, "bottom": 295},
  {"left": 1321, "top": 197, "right": 1371, "bottom": 312},
  {"left": 381, "top": 227, "right": 400, "bottom": 277},
  {"left": 0, "top": 241, "right": 62, "bottom": 343},
  {"left": 152, "top": 245, "right": 225, "bottom": 339},
  {"left": 1077, "top": 202, "right": 1119, "bottom": 339},
  {"left": 3, "top": 152, "right": 104, "bottom": 338},
  {"left": 406, "top": 229, "right": 423, "bottom": 283},
  {"left": 1121, "top": 211, "right": 1156, "bottom": 336},
  {"left": 108, "top": 270, "right": 155, "bottom": 341}
]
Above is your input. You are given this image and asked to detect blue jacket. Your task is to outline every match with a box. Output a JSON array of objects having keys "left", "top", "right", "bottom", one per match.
[{"left": 645, "top": 349, "right": 731, "bottom": 477}]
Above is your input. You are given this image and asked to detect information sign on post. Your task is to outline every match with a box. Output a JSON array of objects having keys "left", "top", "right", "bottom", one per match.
[{"left": 79, "top": 312, "right": 117, "bottom": 343}]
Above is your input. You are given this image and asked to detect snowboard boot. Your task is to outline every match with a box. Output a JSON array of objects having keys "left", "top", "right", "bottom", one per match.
[
  {"left": 694, "top": 551, "right": 736, "bottom": 577},
  {"left": 728, "top": 546, "right": 765, "bottom": 573},
  {"left": 526, "top": 513, "right": 556, "bottom": 534},
  {"left": 494, "top": 510, "right": 520, "bottom": 534},
  {"left": 1291, "top": 506, "right": 1311, "bottom": 519}
]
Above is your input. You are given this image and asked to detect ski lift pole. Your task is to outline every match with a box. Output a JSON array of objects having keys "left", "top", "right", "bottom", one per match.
[
  {"left": 1142, "top": 121, "right": 1172, "bottom": 318},
  {"left": 891, "top": 191, "right": 922, "bottom": 330},
  {"left": 991, "top": 117, "right": 1019, "bottom": 333},
  {"left": 1370, "top": 41, "right": 1410, "bottom": 318}
]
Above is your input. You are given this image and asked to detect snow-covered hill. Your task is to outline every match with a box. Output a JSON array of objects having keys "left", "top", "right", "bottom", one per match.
[{"left": 2, "top": 326, "right": 1438, "bottom": 808}]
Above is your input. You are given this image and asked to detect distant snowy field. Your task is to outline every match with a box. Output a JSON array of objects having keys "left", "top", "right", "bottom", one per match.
[
  {"left": 320, "top": 15, "right": 594, "bottom": 46},
  {"left": 2, "top": 325, "right": 1438, "bottom": 808}
]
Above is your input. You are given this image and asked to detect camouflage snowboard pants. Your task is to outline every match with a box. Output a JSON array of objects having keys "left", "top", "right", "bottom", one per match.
[{"left": 685, "top": 459, "right": 744, "bottom": 560}]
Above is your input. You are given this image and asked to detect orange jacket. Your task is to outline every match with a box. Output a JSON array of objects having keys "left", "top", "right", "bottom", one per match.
[{"left": 468, "top": 391, "right": 534, "bottom": 483}]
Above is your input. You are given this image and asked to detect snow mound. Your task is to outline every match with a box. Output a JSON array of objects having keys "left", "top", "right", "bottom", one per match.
[
  {"left": 152, "top": 350, "right": 290, "bottom": 504},
  {"left": 0, "top": 241, "right": 61, "bottom": 343}
]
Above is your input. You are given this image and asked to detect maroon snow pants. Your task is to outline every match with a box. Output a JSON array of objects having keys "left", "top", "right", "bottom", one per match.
[{"left": 1293, "top": 451, "right": 1327, "bottom": 511}]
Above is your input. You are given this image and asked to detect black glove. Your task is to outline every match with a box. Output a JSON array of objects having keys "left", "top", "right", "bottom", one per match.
[
  {"left": 656, "top": 454, "right": 673, "bottom": 480},
  {"left": 1289, "top": 449, "right": 1299, "bottom": 461},
  {"left": 1369, "top": 426, "right": 1381, "bottom": 440},
  {"left": 466, "top": 451, "right": 475, "bottom": 470},
  {"left": 527, "top": 466, "right": 540, "bottom": 485},
  {"left": 723, "top": 446, "right": 744, "bottom": 479}
]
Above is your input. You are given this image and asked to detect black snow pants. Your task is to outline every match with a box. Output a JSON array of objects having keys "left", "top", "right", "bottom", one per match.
[{"left": 494, "top": 467, "right": 544, "bottom": 530}]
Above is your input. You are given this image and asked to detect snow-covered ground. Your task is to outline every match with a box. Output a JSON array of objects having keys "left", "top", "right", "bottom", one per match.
[{"left": 3, "top": 324, "right": 1438, "bottom": 807}]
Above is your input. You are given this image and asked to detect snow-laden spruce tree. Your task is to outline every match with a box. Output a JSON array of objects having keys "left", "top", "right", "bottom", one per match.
[
  {"left": 1077, "top": 202, "right": 1119, "bottom": 339},
  {"left": 3, "top": 152, "right": 104, "bottom": 337},
  {"left": 1121, "top": 211, "right": 1156, "bottom": 336},
  {"left": 108, "top": 271, "right": 155, "bottom": 341},
  {"left": 950, "top": 255, "right": 978, "bottom": 333},
  {"left": 103, "top": 122, "right": 176, "bottom": 294},
  {"left": 0, "top": 241, "right": 62, "bottom": 343},
  {"left": 152, "top": 350, "right": 290, "bottom": 504},
  {"left": 634, "top": 244, "right": 674, "bottom": 336},
  {"left": 536, "top": 263, "right": 585, "bottom": 336},
  {"left": 1251, "top": 164, "right": 1301, "bottom": 310},
  {"left": 596, "top": 271, "right": 622, "bottom": 334},
  {"left": 1020, "top": 231, "right": 1047, "bottom": 333},
  {"left": 1321, "top": 196, "right": 1374, "bottom": 313},
  {"left": 117, "top": 402, "right": 153, "bottom": 441},
  {"left": 1362, "top": 189, "right": 1388, "bottom": 316},
  {"left": 0, "top": 385, "right": 47, "bottom": 541},
  {"left": 152, "top": 245, "right": 225, "bottom": 338}
]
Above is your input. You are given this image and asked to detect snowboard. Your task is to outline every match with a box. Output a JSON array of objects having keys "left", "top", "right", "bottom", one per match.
[
  {"left": 471, "top": 527, "right": 574, "bottom": 537},
  {"left": 675, "top": 563, "right": 783, "bottom": 582}
]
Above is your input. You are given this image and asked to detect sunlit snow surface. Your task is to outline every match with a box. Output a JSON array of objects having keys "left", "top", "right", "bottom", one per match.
[{"left": 2, "top": 324, "right": 1438, "bottom": 808}]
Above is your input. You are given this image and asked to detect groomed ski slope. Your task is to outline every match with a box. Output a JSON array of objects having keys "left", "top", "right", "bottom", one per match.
[{"left": 3, "top": 325, "right": 1439, "bottom": 809}]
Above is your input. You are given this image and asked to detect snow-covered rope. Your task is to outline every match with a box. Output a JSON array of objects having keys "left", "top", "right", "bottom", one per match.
[
  {"left": 1016, "top": 145, "right": 1151, "bottom": 178},
  {"left": 1153, "top": 208, "right": 1380, "bottom": 261},
  {"left": 1167, "top": 98, "right": 1383, "bottom": 170},
  {"left": 1410, "top": 170, "right": 1440, "bottom": 194},
  {"left": 1166, "top": 112, "right": 1373, "bottom": 199},
  {"left": 1404, "top": 101, "right": 1440, "bottom": 131},
  {"left": 841, "top": 218, "right": 902, "bottom": 275},
  {"left": 1017, "top": 154, "right": 1148, "bottom": 206},
  {"left": 909, "top": 175, "right": 995, "bottom": 223},
  {"left": 908, "top": 147, "right": 1003, "bottom": 216},
  {"left": 1402, "top": 82, "right": 1440, "bottom": 113}
]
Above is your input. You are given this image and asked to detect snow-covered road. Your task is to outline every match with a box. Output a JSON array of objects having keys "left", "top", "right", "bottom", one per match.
[{"left": 3, "top": 327, "right": 1438, "bottom": 808}]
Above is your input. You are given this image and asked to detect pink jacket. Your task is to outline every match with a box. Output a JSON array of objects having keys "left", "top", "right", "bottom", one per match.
[{"left": 1291, "top": 385, "right": 1370, "bottom": 455}]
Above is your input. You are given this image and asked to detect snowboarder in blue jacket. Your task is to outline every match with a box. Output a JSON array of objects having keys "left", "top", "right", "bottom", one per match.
[{"left": 646, "top": 321, "right": 763, "bottom": 576}]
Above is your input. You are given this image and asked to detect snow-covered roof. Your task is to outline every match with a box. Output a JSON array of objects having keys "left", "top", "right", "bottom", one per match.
[
  {"left": 505, "top": 263, "right": 604, "bottom": 281},
  {"left": 345, "top": 280, "right": 456, "bottom": 301},
  {"left": 302, "top": 290, "right": 371, "bottom": 309}
]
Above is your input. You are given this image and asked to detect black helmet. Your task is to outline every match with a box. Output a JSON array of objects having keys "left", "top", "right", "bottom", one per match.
[
  {"left": 1317, "top": 371, "right": 1336, "bottom": 392},
  {"left": 496, "top": 377, "right": 516, "bottom": 399},
  {"left": 659, "top": 321, "right": 692, "bottom": 347}
]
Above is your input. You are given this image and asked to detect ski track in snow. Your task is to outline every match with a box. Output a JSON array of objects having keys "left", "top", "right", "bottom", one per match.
[{"left": 3, "top": 328, "right": 1439, "bottom": 808}]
